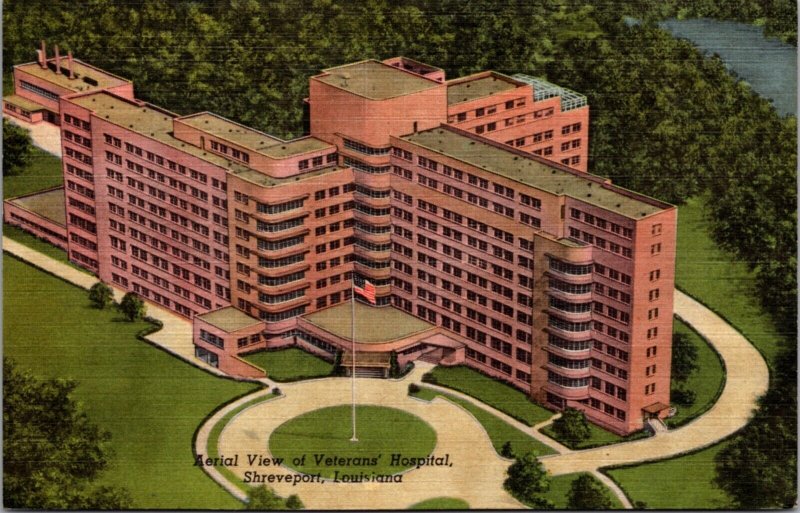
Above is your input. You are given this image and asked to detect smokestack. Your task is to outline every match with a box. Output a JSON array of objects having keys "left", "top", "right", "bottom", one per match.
[
  {"left": 39, "top": 40, "right": 47, "bottom": 68},
  {"left": 68, "top": 51, "right": 75, "bottom": 79},
  {"left": 54, "top": 44, "right": 61, "bottom": 75}
]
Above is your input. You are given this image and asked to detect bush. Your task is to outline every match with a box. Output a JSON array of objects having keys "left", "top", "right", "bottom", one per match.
[
  {"left": 552, "top": 407, "right": 591, "bottom": 446},
  {"left": 88, "top": 281, "right": 114, "bottom": 310},
  {"left": 500, "top": 441, "right": 514, "bottom": 458},
  {"left": 672, "top": 388, "right": 696, "bottom": 406},
  {"left": 421, "top": 372, "right": 437, "bottom": 384},
  {"left": 272, "top": 387, "right": 282, "bottom": 396},
  {"left": 408, "top": 383, "right": 420, "bottom": 395}
]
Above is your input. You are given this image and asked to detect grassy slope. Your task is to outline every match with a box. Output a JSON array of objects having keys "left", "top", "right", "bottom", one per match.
[
  {"left": 3, "top": 223, "right": 72, "bottom": 265},
  {"left": 606, "top": 444, "right": 730, "bottom": 509},
  {"left": 3, "top": 255, "right": 258, "bottom": 509},
  {"left": 242, "top": 347, "right": 332, "bottom": 382},
  {"left": 675, "top": 197, "right": 783, "bottom": 365},
  {"left": 608, "top": 198, "right": 784, "bottom": 508},
  {"left": 540, "top": 421, "right": 628, "bottom": 450},
  {"left": 667, "top": 318, "right": 726, "bottom": 427},
  {"left": 3, "top": 147, "right": 63, "bottom": 199},
  {"left": 425, "top": 366, "right": 552, "bottom": 425},
  {"left": 412, "top": 387, "right": 556, "bottom": 457}
]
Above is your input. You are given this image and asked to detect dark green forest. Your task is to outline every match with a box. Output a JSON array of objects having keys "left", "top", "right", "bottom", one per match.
[{"left": 3, "top": 0, "right": 796, "bottom": 507}]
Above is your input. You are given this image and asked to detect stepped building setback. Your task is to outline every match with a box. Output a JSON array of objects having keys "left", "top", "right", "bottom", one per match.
[{"left": 3, "top": 45, "right": 676, "bottom": 435}]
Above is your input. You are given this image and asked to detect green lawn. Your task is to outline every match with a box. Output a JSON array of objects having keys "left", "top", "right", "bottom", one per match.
[
  {"left": 3, "top": 255, "right": 260, "bottom": 509},
  {"left": 411, "top": 386, "right": 556, "bottom": 457},
  {"left": 605, "top": 443, "right": 731, "bottom": 509},
  {"left": 540, "top": 421, "right": 632, "bottom": 450},
  {"left": 408, "top": 497, "right": 469, "bottom": 509},
  {"left": 676, "top": 197, "right": 783, "bottom": 366},
  {"left": 667, "top": 318, "right": 726, "bottom": 427},
  {"left": 2, "top": 223, "right": 82, "bottom": 267},
  {"left": 543, "top": 473, "right": 625, "bottom": 509},
  {"left": 242, "top": 347, "right": 333, "bottom": 382},
  {"left": 3, "top": 148, "right": 63, "bottom": 199},
  {"left": 269, "top": 405, "right": 437, "bottom": 479},
  {"left": 423, "top": 366, "right": 553, "bottom": 426}
]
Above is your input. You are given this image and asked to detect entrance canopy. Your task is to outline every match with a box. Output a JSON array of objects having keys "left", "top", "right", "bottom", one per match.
[{"left": 302, "top": 302, "right": 435, "bottom": 344}]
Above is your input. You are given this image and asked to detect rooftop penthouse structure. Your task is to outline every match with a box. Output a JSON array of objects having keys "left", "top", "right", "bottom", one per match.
[{"left": 3, "top": 47, "right": 676, "bottom": 435}]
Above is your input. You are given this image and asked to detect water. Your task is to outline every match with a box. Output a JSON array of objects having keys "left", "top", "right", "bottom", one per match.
[{"left": 658, "top": 18, "right": 797, "bottom": 117}]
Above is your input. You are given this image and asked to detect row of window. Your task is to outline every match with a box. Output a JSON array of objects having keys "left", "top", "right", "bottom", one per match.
[{"left": 448, "top": 96, "right": 526, "bottom": 124}]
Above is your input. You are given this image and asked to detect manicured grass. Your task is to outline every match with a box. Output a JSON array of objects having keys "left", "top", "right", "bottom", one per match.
[
  {"left": 207, "top": 392, "right": 278, "bottom": 493},
  {"left": 543, "top": 473, "right": 625, "bottom": 509},
  {"left": 424, "top": 366, "right": 553, "bottom": 426},
  {"left": 676, "top": 197, "right": 784, "bottom": 366},
  {"left": 3, "top": 148, "right": 63, "bottom": 199},
  {"left": 667, "top": 318, "right": 726, "bottom": 427},
  {"left": 3, "top": 255, "right": 260, "bottom": 509},
  {"left": 408, "top": 497, "right": 470, "bottom": 509},
  {"left": 2, "top": 223, "right": 73, "bottom": 265},
  {"left": 605, "top": 443, "right": 731, "bottom": 509},
  {"left": 411, "top": 387, "right": 556, "bottom": 457},
  {"left": 242, "top": 347, "right": 333, "bottom": 382},
  {"left": 540, "top": 421, "right": 634, "bottom": 450},
  {"left": 269, "top": 405, "right": 437, "bottom": 479}
]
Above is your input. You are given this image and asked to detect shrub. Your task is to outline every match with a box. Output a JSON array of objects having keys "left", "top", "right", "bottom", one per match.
[
  {"left": 500, "top": 441, "right": 515, "bottom": 458},
  {"left": 671, "top": 387, "right": 696, "bottom": 406},
  {"left": 408, "top": 383, "right": 420, "bottom": 395},
  {"left": 272, "top": 387, "right": 282, "bottom": 396},
  {"left": 421, "top": 372, "right": 437, "bottom": 384}
]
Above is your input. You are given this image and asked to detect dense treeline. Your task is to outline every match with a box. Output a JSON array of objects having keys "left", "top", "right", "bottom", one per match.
[
  {"left": 628, "top": 0, "right": 797, "bottom": 44},
  {"left": 2, "top": 1, "right": 796, "bottom": 506}
]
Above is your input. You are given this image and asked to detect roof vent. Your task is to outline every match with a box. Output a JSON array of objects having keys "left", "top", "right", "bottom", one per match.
[
  {"left": 617, "top": 203, "right": 622, "bottom": 208},
  {"left": 587, "top": 193, "right": 592, "bottom": 197}
]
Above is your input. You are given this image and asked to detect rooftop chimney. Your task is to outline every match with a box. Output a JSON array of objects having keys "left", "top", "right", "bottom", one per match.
[
  {"left": 67, "top": 51, "right": 75, "bottom": 79},
  {"left": 39, "top": 40, "right": 47, "bottom": 68},
  {"left": 54, "top": 44, "right": 61, "bottom": 75}
]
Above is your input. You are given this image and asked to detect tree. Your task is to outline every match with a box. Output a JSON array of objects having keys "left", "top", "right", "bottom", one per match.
[
  {"left": 119, "top": 292, "right": 146, "bottom": 322},
  {"left": 566, "top": 474, "right": 614, "bottom": 510},
  {"left": 3, "top": 118, "right": 33, "bottom": 176},
  {"left": 552, "top": 407, "right": 591, "bottom": 446},
  {"left": 88, "top": 281, "right": 114, "bottom": 310},
  {"left": 3, "top": 358, "right": 131, "bottom": 509},
  {"left": 246, "top": 485, "right": 303, "bottom": 510},
  {"left": 671, "top": 332, "right": 698, "bottom": 382},
  {"left": 503, "top": 452, "right": 554, "bottom": 509},
  {"left": 388, "top": 351, "right": 400, "bottom": 378},
  {"left": 285, "top": 494, "right": 304, "bottom": 510},
  {"left": 500, "top": 441, "right": 515, "bottom": 458}
]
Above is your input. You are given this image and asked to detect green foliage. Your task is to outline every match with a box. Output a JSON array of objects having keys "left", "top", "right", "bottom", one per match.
[
  {"left": 3, "top": 358, "right": 132, "bottom": 509},
  {"left": 88, "top": 281, "right": 114, "bottom": 309},
  {"left": 567, "top": 474, "right": 615, "bottom": 510},
  {"left": 500, "top": 441, "right": 514, "bottom": 458},
  {"left": 408, "top": 382, "right": 420, "bottom": 395},
  {"left": 503, "top": 452, "right": 554, "bottom": 509},
  {"left": 119, "top": 292, "right": 145, "bottom": 322},
  {"left": 671, "top": 332, "right": 698, "bottom": 382},
  {"left": 670, "top": 387, "right": 696, "bottom": 407},
  {"left": 551, "top": 407, "right": 591, "bottom": 445},
  {"left": 2, "top": 119, "right": 33, "bottom": 177},
  {"left": 246, "top": 485, "right": 303, "bottom": 510},
  {"left": 389, "top": 351, "right": 400, "bottom": 378}
]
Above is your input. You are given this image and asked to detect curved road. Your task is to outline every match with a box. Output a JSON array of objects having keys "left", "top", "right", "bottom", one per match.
[{"left": 3, "top": 241, "right": 769, "bottom": 508}]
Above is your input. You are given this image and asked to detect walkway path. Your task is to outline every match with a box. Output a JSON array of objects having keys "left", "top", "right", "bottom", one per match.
[
  {"left": 3, "top": 114, "right": 62, "bottom": 156},
  {"left": 3, "top": 236, "right": 225, "bottom": 378},
  {"left": 5, "top": 237, "right": 769, "bottom": 509},
  {"left": 539, "top": 290, "right": 769, "bottom": 476}
]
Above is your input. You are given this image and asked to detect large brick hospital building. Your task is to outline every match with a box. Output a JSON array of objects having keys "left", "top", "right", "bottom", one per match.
[{"left": 3, "top": 45, "right": 676, "bottom": 434}]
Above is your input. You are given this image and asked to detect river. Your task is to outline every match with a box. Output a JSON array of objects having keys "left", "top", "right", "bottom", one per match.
[{"left": 657, "top": 18, "right": 797, "bottom": 117}]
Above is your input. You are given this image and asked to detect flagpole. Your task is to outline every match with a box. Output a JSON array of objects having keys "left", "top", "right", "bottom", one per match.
[{"left": 350, "top": 276, "right": 358, "bottom": 442}]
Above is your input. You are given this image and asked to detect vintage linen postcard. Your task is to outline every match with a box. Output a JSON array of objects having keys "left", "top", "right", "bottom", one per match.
[{"left": 2, "top": 1, "right": 796, "bottom": 510}]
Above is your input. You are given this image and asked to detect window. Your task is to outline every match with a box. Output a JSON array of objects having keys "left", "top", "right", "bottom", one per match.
[
  {"left": 646, "top": 346, "right": 658, "bottom": 357},
  {"left": 649, "top": 289, "right": 660, "bottom": 301},
  {"left": 647, "top": 327, "right": 658, "bottom": 339},
  {"left": 652, "top": 223, "right": 662, "bottom": 235},
  {"left": 651, "top": 243, "right": 662, "bottom": 255},
  {"left": 649, "top": 269, "right": 661, "bottom": 281},
  {"left": 648, "top": 308, "right": 659, "bottom": 320}
]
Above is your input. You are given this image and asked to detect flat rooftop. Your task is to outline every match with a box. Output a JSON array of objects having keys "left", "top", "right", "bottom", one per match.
[
  {"left": 316, "top": 60, "right": 440, "bottom": 100},
  {"left": 196, "top": 306, "right": 262, "bottom": 333},
  {"left": 303, "top": 302, "right": 435, "bottom": 343},
  {"left": 403, "top": 127, "right": 668, "bottom": 218},
  {"left": 70, "top": 92, "right": 236, "bottom": 168},
  {"left": 8, "top": 187, "right": 66, "bottom": 226},
  {"left": 447, "top": 74, "right": 519, "bottom": 105},
  {"left": 179, "top": 113, "right": 332, "bottom": 158},
  {"left": 16, "top": 59, "right": 130, "bottom": 93},
  {"left": 3, "top": 94, "right": 47, "bottom": 112}
]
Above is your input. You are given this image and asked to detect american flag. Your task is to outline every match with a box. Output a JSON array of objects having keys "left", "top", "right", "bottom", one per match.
[{"left": 354, "top": 279, "right": 376, "bottom": 304}]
